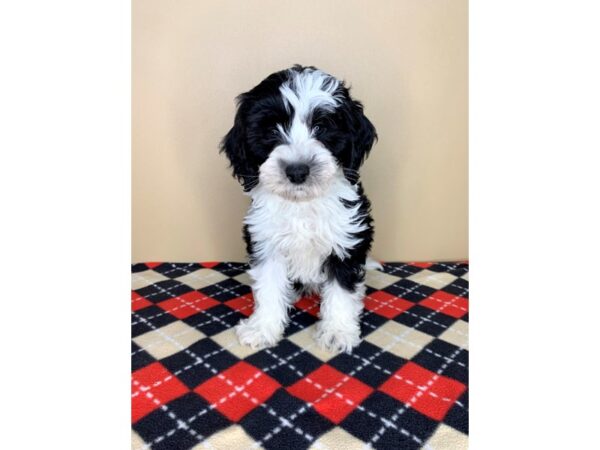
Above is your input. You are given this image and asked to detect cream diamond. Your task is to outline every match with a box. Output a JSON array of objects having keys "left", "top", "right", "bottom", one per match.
[
  {"left": 365, "top": 269, "right": 402, "bottom": 290},
  {"left": 131, "top": 431, "right": 147, "bottom": 450},
  {"left": 192, "top": 425, "right": 257, "bottom": 449},
  {"left": 309, "top": 427, "right": 365, "bottom": 449},
  {"left": 407, "top": 269, "right": 458, "bottom": 290},
  {"left": 425, "top": 423, "right": 468, "bottom": 449},
  {"left": 364, "top": 321, "right": 434, "bottom": 359},
  {"left": 132, "top": 270, "right": 169, "bottom": 290},
  {"left": 133, "top": 320, "right": 205, "bottom": 359},
  {"left": 175, "top": 268, "right": 229, "bottom": 290},
  {"left": 438, "top": 320, "right": 469, "bottom": 349}
]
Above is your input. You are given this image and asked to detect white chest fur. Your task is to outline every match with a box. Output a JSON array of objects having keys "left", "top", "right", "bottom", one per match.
[{"left": 245, "top": 178, "right": 367, "bottom": 285}]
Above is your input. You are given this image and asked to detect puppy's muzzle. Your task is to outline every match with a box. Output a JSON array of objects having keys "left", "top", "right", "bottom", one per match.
[{"left": 285, "top": 163, "right": 310, "bottom": 184}]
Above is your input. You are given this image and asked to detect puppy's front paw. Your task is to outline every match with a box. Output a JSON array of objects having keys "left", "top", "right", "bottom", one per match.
[
  {"left": 235, "top": 318, "right": 282, "bottom": 349},
  {"left": 314, "top": 322, "right": 361, "bottom": 354}
]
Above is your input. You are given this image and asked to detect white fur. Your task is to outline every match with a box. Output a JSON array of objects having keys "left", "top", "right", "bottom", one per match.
[
  {"left": 278, "top": 68, "right": 342, "bottom": 147},
  {"left": 315, "top": 279, "right": 365, "bottom": 353},
  {"left": 246, "top": 173, "right": 368, "bottom": 284},
  {"left": 257, "top": 139, "right": 337, "bottom": 201},
  {"left": 235, "top": 256, "right": 293, "bottom": 348},
  {"left": 279, "top": 68, "right": 342, "bottom": 120}
]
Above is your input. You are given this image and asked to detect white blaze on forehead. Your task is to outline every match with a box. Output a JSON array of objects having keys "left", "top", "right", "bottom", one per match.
[
  {"left": 278, "top": 69, "right": 342, "bottom": 145},
  {"left": 279, "top": 69, "right": 341, "bottom": 119}
]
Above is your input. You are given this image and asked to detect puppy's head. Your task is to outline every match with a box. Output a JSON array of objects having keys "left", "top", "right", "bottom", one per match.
[{"left": 220, "top": 65, "right": 377, "bottom": 200}]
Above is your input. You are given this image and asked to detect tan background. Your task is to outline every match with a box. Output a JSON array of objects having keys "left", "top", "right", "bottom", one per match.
[{"left": 132, "top": 0, "right": 468, "bottom": 263}]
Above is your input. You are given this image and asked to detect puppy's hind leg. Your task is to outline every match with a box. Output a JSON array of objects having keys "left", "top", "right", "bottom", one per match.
[
  {"left": 365, "top": 256, "right": 383, "bottom": 271},
  {"left": 236, "top": 258, "right": 294, "bottom": 349}
]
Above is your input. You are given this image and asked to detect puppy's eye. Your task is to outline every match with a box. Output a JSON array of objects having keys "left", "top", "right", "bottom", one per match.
[
  {"left": 270, "top": 128, "right": 279, "bottom": 135},
  {"left": 313, "top": 126, "right": 320, "bottom": 133}
]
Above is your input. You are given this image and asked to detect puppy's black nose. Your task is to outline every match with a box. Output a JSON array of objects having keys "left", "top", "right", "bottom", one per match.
[{"left": 285, "top": 163, "right": 310, "bottom": 184}]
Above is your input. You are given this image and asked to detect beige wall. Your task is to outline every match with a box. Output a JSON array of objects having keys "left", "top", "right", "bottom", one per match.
[{"left": 132, "top": 0, "right": 468, "bottom": 263}]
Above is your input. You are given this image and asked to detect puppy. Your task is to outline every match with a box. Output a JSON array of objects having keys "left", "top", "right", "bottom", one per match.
[{"left": 220, "top": 65, "right": 377, "bottom": 353}]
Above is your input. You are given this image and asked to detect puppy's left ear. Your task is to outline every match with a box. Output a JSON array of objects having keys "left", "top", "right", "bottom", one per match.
[{"left": 346, "top": 100, "right": 377, "bottom": 181}]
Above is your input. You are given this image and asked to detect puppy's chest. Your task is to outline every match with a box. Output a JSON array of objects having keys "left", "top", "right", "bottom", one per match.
[{"left": 247, "top": 196, "right": 355, "bottom": 283}]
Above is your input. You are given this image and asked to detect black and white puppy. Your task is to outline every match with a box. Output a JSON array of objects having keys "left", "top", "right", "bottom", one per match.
[{"left": 220, "top": 65, "right": 377, "bottom": 353}]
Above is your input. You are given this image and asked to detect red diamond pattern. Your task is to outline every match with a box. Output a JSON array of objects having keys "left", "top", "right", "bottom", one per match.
[
  {"left": 224, "top": 293, "right": 254, "bottom": 317},
  {"left": 201, "top": 261, "right": 220, "bottom": 268},
  {"left": 287, "top": 365, "right": 373, "bottom": 424},
  {"left": 157, "top": 291, "right": 219, "bottom": 319},
  {"left": 419, "top": 290, "right": 468, "bottom": 318},
  {"left": 379, "top": 362, "right": 466, "bottom": 421},
  {"left": 410, "top": 262, "right": 433, "bottom": 268},
  {"left": 131, "top": 291, "right": 152, "bottom": 312},
  {"left": 194, "top": 361, "right": 280, "bottom": 421},
  {"left": 294, "top": 295, "right": 320, "bottom": 317},
  {"left": 364, "top": 290, "right": 414, "bottom": 318},
  {"left": 131, "top": 362, "right": 189, "bottom": 423}
]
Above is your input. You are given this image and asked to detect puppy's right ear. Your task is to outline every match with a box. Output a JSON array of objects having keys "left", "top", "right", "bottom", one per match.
[{"left": 220, "top": 97, "right": 258, "bottom": 192}]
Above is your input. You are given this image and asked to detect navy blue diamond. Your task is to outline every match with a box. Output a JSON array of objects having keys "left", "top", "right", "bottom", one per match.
[
  {"left": 211, "top": 262, "right": 249, "bottom": 276},
  {"left": 131, "top": 306, "right": 178, "bottom": 338},
  {"left": 152, "top": 263, "right": 203, "bottom": 279},
  {"left": 328, "top": 341, "right": 407, "bottom": 388},
  {"left": 240, "top": 389, "right": 334, "bottom": 450},
  {"left": 443, "top": 389, "right": 468, "bottom": 434},
  {"left": 161, "top": 338, "right": 239, "bottom": 389},
  {"left": 394, "top": 304, "right": 458, "bottom": 337},
  {"left": 135, "top": 280, "right": 194, "bottom": 303},
  {"left": 285, "top": 310, "right": 318, "bottom": 336},
  {"left": 340, "top": 391, "right": 437, "bottom": 450},
  {"left": 383, "top": 279, "right": 436, "bottom": 303},
  {"left": 183, "top": 304, "right": 242, "bottom": 336},
  {"left": 132, "top": 341, "right": 156, "bottom": 371},
  {"left": 441, "top": 277, "right": 469, "bottom": 298},
  {"left": 246, "top": 340, "right": 322, "bottom": 387},
  {"left": 411, "top": 339, "right": 468, "bottom": 385},
  {"left": 132, "top": 263, "right": 150, "bottom": 273},
  {"left": 381, "top": 263, "right": 424, "bottom": 278},
  {"left": 199, "top": 278, "right": 251, "bottom": 301}
]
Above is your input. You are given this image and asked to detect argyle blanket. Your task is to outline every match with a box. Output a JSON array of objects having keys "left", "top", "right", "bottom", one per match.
[{"left": 131, "top": 262, "right": 468, "bottom": 450}]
